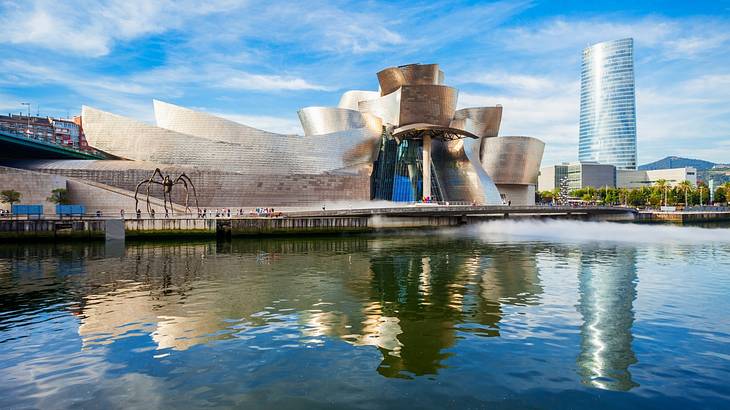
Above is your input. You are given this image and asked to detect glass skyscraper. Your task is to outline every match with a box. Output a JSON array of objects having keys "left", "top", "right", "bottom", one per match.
[{"left": 579, "top": 38, "right": 637, "bottom": 170}]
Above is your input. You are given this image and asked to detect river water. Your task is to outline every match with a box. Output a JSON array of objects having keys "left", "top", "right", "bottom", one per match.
[{"left": 1, "top": 220, "right": 729, "bottom": 409}]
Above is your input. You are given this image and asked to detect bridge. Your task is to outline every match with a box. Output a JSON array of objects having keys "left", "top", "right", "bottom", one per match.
[{"left": 0, "top": 127, "right": 108, "bottom": 160}]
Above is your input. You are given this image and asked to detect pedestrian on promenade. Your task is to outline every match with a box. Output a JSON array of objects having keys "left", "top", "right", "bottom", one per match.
[
  {"left": 120, "top": 209, "right": 125, "bottom": 219},
  {"left": 151, "top": 209, "right": 155, "bottom": 219}
]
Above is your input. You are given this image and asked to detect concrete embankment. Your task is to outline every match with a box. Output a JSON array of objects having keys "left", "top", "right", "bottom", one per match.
[
  {"left": 636, "top": 211, "right": 730, "bottom": 224},
  {"left": 0, "top": 219, "right": 106, "bottom": 240},
  {"left": 0, "top": 205, "right": 638, "bottom": 241},
  {"left": 125, "top": 218, "right": 216, "bottom": 238}
]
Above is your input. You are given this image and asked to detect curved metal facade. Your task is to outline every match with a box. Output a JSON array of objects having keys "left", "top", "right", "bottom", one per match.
[
  {"left": 481, "top": 136, "right": 545, "bottom": 185},
  {"left": 154, "top": 100, "right": 285, "bottom": 143},
  {"left": 432, "top": 138, "right": 503, "bottom": 204},
  {"left": 398, "top": 85, "right": 458, "bottom": 128},
  {"left": 297, "top": 107, "right": 381, "bottom": 136},
  {"left": 376, "top": 67, "right": 406, "bottom": 96},
  {"left": 357, "top": 89, "right": 401, "bottom": 126},
  {"left": 82, "top": 106, "right": 379, "bottom": 175},
  {"left": 400, "top": 64, "right": 443, "bottom": 85},
  {"left": 579, "top": 38, "right": 637, "bottom": 170},
  {"left": 451, "top": 107, "right": 502, "bottom": 138},
  {"left": 337, "top": 90, "right": 380, "bottom": 111}
]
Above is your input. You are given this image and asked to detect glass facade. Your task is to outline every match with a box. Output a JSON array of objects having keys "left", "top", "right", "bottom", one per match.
[
  {"left": 579, "top": 38, "right": 637, "bottom": 170},
  {"left": 371, "top": 133, "right": 443, "bottom": 202}
]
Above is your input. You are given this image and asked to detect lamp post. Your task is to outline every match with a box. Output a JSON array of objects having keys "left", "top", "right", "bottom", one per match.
[{"left": 20, "top": 102, "right": 30, "bottom": 138}]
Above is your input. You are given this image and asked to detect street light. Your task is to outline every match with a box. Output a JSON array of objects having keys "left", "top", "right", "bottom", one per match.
[{"left": 20, "top": 102, "right": 30, "bottom": 138}]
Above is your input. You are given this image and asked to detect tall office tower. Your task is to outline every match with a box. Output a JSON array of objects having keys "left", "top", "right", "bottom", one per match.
[{"left": 579, "top": 38, "right": 637, "bottom": 170}]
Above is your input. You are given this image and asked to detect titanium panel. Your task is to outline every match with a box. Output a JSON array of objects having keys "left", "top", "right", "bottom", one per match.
[
  {"left": 153, "top": 99, "right": 287, "bottom": 143},
  {"left": 82, "top": 106, "right": 379, "bottom": 175},
  {"left": 357, "top": 89, "right": 401, "bottom": 126},
  {"left": 376, "top": 67, "right": 406, "bottom": 96},
  {"left": 337, "top": 90, "right": 381, "bottom": 111},
  {"left": 399, "top": 64, "right": 442, "bottom": 85},
  {"left": 298, "top": 107, "right": 381, "bottom": 136},
  {"left": 481, "top": 136, "right": 545, "bottom": 185},
  {"left": 451, "top": 107, "right": 502, "bottom": 138},
  {"left": 398, "top": 85, "right": 458, "bottom": 128},
  {"left": 431, "top": 137, "right": 502, "bottom": 205}
]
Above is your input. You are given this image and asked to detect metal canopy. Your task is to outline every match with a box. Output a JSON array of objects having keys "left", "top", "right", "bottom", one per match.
[{"left": 392, "top": 123, "right": 479, "bottom": 141}]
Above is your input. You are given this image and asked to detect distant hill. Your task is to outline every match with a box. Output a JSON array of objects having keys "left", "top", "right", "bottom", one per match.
[{"left": 639, "top": 156, "right": 716, "bottom": 171}]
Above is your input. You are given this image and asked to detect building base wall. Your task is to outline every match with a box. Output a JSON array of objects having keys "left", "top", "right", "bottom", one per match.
[
  {"left": 496, "top": 184, "right": 535, "bottom": 206},
  {"left": 0, "top": 166, "right": 66, "bottom": 213},
  {"left": 13, "top": 163, "right": 372, "bottom": 208}
]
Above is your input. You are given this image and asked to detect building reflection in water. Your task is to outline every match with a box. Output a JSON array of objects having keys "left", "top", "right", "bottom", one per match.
[
  {"left": 576, "top": 246, "right": 638, "bottom": 391},
  {"left": 65, "top": 237, "right": 550, "bottom": 379},
  {"left": 356, "top": 240, "right": 545, "bottom": 378}
]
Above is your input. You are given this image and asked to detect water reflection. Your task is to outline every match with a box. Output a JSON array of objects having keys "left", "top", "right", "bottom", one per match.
[
  {"left": 576, "top": 246, "right": 638, "bottom": 391},
  {"left": 325, "top": 239, "right": 551, "bottom": 378},
  {"left": 0, "top": 237, "right": 639, "bottom": 387}
]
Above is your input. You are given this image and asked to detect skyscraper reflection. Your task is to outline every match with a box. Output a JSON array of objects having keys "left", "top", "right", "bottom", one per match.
[{"left": 576, "top": 245, "right": 638, "bottom": 391}]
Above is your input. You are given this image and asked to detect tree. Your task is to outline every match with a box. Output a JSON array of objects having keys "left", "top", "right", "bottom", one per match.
[
  {"left": 677, "top": 180, "right": 692, "bottom": 207},
  {"left": 538, "top": 191, "right": 554, "bottom": 204},
  {"left": 627, "top": 188, "right": 645, "bottom": 206},
  {"left": 47, "top": 188, "right": 70, "bottom": 205},
  {"left": 617, "top": 188, "right": 628, "bottom": 206},
  {"left": 714, "top": 187, "right": 726, "bottom": 204},
  {"left": 693, "top": 182, "right": 710, "bottom": 206},
  {"left": 653, "top": 179, "right": 668, "bottom": 207},
  {"left": 1, "top": 190, "right": 21, "bottom": 206}
]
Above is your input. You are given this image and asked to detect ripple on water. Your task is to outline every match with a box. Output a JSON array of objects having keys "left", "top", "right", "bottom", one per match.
[{"left": 0, "top": 227, "right": 729, "bottom": 408}]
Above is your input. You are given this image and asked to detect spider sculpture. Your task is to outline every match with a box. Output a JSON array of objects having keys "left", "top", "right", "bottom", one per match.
[{"left": 134, "top": 168, "right": 199, "bottom": 215}]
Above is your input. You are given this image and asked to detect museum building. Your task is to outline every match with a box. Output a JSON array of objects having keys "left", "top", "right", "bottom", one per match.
[{"left": 3, "top": 64, "right": 545, "bottom": 211}]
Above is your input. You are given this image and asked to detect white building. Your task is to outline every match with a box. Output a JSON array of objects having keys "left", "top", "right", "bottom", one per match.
[{"left": 616, "top": 167, "right": 697, "bottom": 188}]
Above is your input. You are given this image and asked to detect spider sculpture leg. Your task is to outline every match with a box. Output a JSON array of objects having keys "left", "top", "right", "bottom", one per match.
[
  {"left": 144, "top": 168, "right": 166, "bottom": 214},
  {"left": 173, "top": 177, "right": 190, "bottom": 213},
  {"left": 177, "top": 173, "right": 199, "bottom": 213},
  {"left": 134, "top": 180, "right": 147, "bottom": 213},
  {"left": 162, "top": 187, "right": 168, "bottom": 215}
]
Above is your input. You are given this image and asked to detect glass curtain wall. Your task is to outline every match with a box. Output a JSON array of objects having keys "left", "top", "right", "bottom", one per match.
[{"left": 371, "top": 134, "right": 443, "bottom": 202}]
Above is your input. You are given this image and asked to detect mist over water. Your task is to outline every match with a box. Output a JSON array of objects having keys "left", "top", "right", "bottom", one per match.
[{"left": 475, "top": 219, "right": 730, "bottom": 244}]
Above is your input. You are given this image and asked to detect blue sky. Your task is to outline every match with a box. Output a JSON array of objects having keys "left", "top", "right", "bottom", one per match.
[{"left": 0, "top": 0, "right": 729, "bottom": 165}]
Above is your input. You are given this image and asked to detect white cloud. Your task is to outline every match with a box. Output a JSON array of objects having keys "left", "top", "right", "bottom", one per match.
[
  {"left": 220, "top": 72, "right": 330, "bottom": 92},
  {"left": 459, "top": 89, "right": 579, "bottom": 166},
  {"left": 455, "top": 72, "right": 561, "bottom": 94},
  {"left": 0, "top": 0, "right": 247, "bottom": 57},
  {"left": 500, "top": 16, "right": 730, "bottom": 62}
]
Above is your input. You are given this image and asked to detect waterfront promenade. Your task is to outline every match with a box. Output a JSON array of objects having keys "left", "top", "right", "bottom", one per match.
[{"left": 0, "top": 205, "right": 637, "bottom": 240}]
